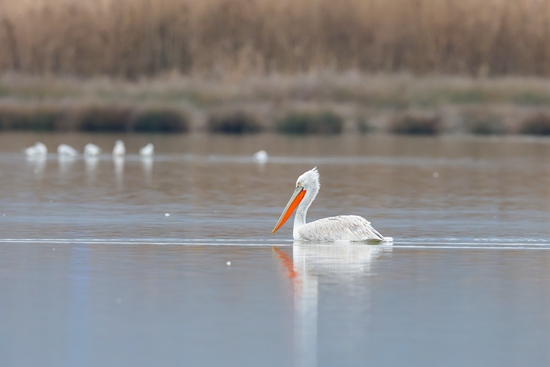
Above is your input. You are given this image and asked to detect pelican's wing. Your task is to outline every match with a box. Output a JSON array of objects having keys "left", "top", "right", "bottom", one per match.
[{"left": 298, "top": 215, "right": 385, "bottom": 242}]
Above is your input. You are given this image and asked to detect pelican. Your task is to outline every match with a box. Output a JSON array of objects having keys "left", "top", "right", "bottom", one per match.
[
  {"left": 84, "top": 143, "right": 101, "bottom": 157},
  {"left": 25, "top": 142, "right": 47, "bottom": 157},
  {"left": 139, "top": 143, "right": 154, "bottom": 157},
  {"left": 272, "top": 167, "right": 392, "bottom": 242},
  {"left": 112, "top": 140, "right": 125, "bottom": 156},
  {"left": 253, "top": 150, "right": 268, "bottom": 163},
  {"left": 57, "top": 144, "right": 78, "bottom": 157}
]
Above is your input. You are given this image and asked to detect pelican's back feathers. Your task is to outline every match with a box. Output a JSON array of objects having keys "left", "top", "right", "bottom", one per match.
[{"left": 296, "top": 215, "right": 385, "bottom": 242}]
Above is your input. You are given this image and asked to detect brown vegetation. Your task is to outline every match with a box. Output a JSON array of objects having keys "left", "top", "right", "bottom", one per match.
[
  {"left": 275, "top": 111, "right": 343, "bottom": 134},
  {"left": 207, "top": 111, "right": 262, "bottom": 134},
  {"left": 519, "top": 113, "right": 550, "bottom": 135},
  {"left": 462, "top": 113, "right": 507, "bottom": 135},
  {"left": 2, "top": 74, "right": 550, "bottom": 135},
  {"left": 2, "top": 0, "right": 550, "bottom": 78},
  {"left": 389, "top": 113, "right": 441, "bottom": 135}
]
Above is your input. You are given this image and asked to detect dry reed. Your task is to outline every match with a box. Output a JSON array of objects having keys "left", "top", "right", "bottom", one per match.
[{"left": 2, "top": 0, "right": 550, "bottom": 78}]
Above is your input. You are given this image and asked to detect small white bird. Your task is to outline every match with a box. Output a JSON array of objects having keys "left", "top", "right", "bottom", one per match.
[
  {"left": 57, "top": 144, "right": 78, "bottom": 157},
  {"left": 112, "top": 140, "right": 125, "bottom": 156},
  {"left": 253, "top": 150, "right": 269, "bottom": 163},
  {"left": 139, "top": 143, "right": 154, "bottom": 157},
  {"left": 84, "top": 143, "right": 101, "bottom": 157},
  {"left": 272, "top": 167, "right": 392, "bottom": 242},
  {"left": 25, "top": 142, "right": 48, "bottom": 157}
]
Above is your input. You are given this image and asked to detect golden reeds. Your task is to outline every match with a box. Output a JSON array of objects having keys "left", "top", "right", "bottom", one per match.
[{"left": 2, "top": 0, "right": 550, "bottom": 77}]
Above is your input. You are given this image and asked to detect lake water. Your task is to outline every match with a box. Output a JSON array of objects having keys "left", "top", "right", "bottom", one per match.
[{"left": 1, "top": 132, "right": 550, "bottom": 367}]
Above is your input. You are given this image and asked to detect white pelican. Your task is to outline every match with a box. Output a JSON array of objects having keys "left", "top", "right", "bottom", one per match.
[
  {"left": 253, "top": 150, "right": 268, "bottom": 163},
  {"left": 272, "top": 167, "right": 392, "bottom": 242},
  {"left": 84, "top": 143, "right": 101, "bottom": 157},
  {"left": 112, "top": 140, "right": 125, "bottom": 156},
  {"left": 57, "top": 144, "right": 78, "bottom": 157},
  {"left": 139, "top": 143, "right": 154, "bottom": 157},
  {"left": 25, "top": 142, "right": 47, "bottom": 157}
]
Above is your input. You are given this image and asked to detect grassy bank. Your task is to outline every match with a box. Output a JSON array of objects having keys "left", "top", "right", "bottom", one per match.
[
  {"left": 2, "top": 73, "right": 550, "bottom": 135},
  {"left": 1, "top": 0, "right": 550, "bottom": 78}
]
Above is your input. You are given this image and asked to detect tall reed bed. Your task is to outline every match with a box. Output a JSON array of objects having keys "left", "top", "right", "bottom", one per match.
[{"left": 1, "top": 0, "right": 550, "bottom": 78}]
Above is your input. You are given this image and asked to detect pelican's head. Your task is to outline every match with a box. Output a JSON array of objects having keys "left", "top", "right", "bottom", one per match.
[
  {"left": 272, "top": 167, "right": 320, "bottom": 234},
  {"left": 296, "top": 167, "right": 320, "bottom": 192}
]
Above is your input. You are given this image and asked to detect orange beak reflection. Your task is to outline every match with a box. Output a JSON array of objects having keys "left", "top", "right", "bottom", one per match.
[{"left": 272, "top": 186, "right": 306, "bottom": 234}]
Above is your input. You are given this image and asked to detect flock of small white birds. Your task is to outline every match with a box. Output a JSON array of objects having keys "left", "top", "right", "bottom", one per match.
[
  {"left": 24, "top": 140, "right": 154, "bottom": 158},
  {"left": 25, "top": 141, "right": 269, "bottom": 162}
]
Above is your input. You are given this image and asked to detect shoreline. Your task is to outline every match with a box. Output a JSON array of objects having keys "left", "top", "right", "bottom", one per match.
[{"left": 2, "top": 72, "right": 550, "bottom": 135}]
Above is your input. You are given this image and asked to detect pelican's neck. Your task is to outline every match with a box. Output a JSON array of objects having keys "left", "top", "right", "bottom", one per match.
[{"left": 293, "top": 182, "right": 319, "bottom": 231}]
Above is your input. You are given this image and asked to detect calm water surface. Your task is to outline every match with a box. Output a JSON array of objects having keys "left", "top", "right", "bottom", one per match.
[{"left": 1, "top": 133, "right": 549, "bottom": 366}]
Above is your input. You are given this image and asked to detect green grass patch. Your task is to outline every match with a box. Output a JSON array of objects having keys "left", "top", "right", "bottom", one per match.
[
  {"left": 207, "top": 111, "right": 262, "bottom": 134},
  {"left": 448, "top": 90, "right": 486, "bottom": 104},
  {"left": 414, "top": 89, "right": 488, "bottom": 107},
  {"left": 0, "top": 106, "right": 59, "bottom": 131},
  {"left": 512, "top": 92, "right": 550, "bottom": 106},
  {"left": 356, "top": 117, "right": 374, "bottom": 133},
  {"left": 463, "top": 114, "right": 506, "bottom": 135},
  {"left": 275, "top": 111, "right": 343, "bottom": 134},
  {"left": 132, "top": 110, "right": 189, "bottom": 133}
]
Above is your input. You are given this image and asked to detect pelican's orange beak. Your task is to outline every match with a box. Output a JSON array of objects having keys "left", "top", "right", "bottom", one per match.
[{"left": 272, "top": 186, "right": 306, "bottom": 234}]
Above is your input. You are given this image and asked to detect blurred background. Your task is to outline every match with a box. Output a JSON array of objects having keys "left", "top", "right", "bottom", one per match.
[
  {"left": 1, "top": 0, "right": 550, "bottom": 135},
  {"left": 2, "top": 2, "right": 550, "bottom": 367}
]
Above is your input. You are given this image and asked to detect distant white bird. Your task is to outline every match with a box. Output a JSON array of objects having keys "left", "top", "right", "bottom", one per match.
[
  {"left": 253, "top": 150, "right": 269, "bottom": 163},
  {"left": 112, "top": 140, "right": 125, "bottom": 156},
  {"left": 139, "top": 143, "right": 154, "bottom": 157},
  {"left": 25, "top": 142, "right": 47, "bottom": 157},
  {"left": 84, "top": 143, "right": 101, "bottom": 157},
  {"left": 57, "top": 144, "right": 78, "bottom": 157},
  {"left": 272, "top": 167, "right": 392, "bottom": 242}
]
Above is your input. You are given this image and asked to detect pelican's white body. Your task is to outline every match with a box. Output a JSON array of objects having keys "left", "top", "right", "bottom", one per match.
[
  {"left": 25, "top": 142, "right": 47, "bottom": 157},
  {"left": 294, "top": 214, "right": 390, "bottom": 242},
  {"left": 57, "top": 144, "right": 78, "bottom": 157},
  {"left": 139, "top": 143, "right": 154, "bottom": 157},
  {"left": 113, "top": 140, "right": 125, "bottom": 156},
  {"left": 84, "top": 143, "right": 101, "bottom": 157},
  {"left": 286, "top": 168, "right": 392, "bottom": 242}
]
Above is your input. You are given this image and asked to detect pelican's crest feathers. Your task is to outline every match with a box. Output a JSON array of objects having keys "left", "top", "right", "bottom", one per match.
[{"left": 297, "top": 167, "right": 320, "bottom": 189}]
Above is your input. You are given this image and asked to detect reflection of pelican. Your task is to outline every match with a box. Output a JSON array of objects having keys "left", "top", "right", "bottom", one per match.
[
  {"left": 140, "top": 143, "right": 154, "bottom": 157},
  {"left": 141, "top": 156, "right": 153, "bottom": 182},
  {"left": 272, "top": 167, "right": 392, "bottom": 242},
  {"left": 114, "top": 156, "right": 124, "bottom": 173},
  {"left": 292, "top": 243, "right": 385, "bottom": 278},
  {"left": 85, "top": 156, "right": 98, "bottom": 173},
  {"left": 112, "top": 140, "right": 125, "bottom": 157},
  {"left": 274, "top": 244, "right": 386, "bottom": 291},
  {"left": 253, "top": 150, "right": 268, "bottom": 164},
  {"left": 84, "top": 143, "right": 101, "bottom": 157},
  {"left": 25, "top": 142, "right": 47, "bottom": 157},
  {"left": 274, "top": 243, "right": 390, "bottom": 367},
  {"left": 58, "top": 154, "right": 76, "bottom": 175},
  {"left": 26, "top": 154, "right": 46, "bottom": 176},
  {"left": 114, "top": 156, "right": 124, "bottom": 189},
  {"left": 57, "top": 144, "right": 78, "bottom": 157},
  {"left": 85, "top": 155, "right": 98, "bottom": 186}
]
